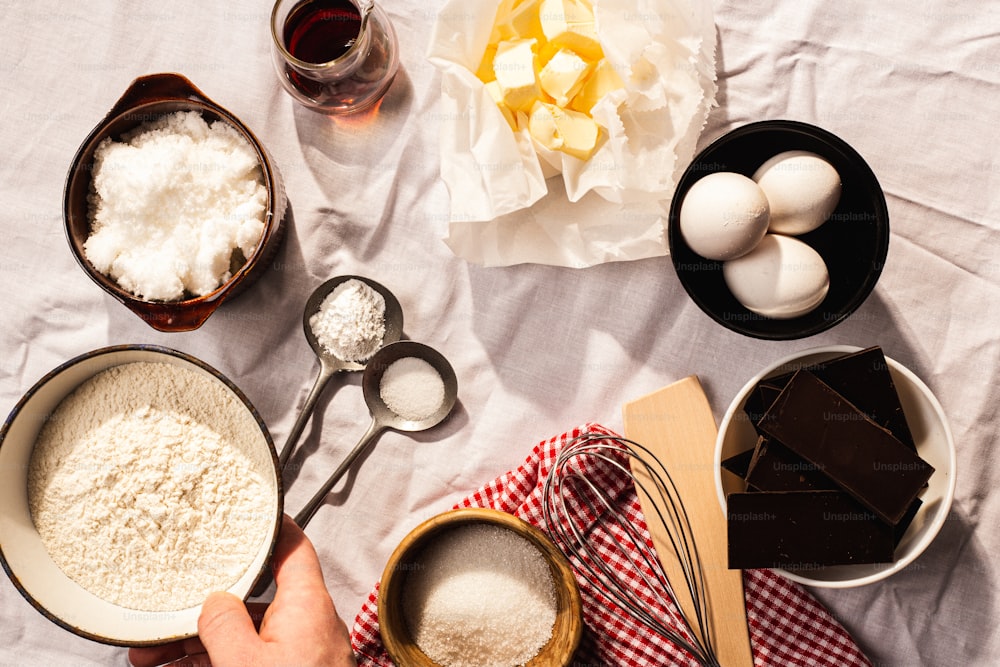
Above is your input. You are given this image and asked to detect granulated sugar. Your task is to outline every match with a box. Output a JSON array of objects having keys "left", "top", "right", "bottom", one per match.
[
  {"left": 379, "top": 357, "right": 445, "bottom": 421},
  {"left": 84, "top": 110, "right": 267, "bottom": 302},
  {"left": 309, "top": 279, "right": 386, "bottom": 362},
  {"left": 28, "top": 362, "right": 275, "bottom": 612},
  {"left": 402, "top": 524, "right": 557, "bottom": 667}
]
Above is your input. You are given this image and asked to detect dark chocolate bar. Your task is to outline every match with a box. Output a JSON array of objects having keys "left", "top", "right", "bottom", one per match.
[
  {"left": 811, "top": 347, "right": 916, "bottom": 450},
  {"left": 744, "top": 437, "right": 838, "bottom": 492},
  {"left": 758, "top": 370, "right": 933, "bottom": 525},
  {"left": 894, "top": 498, "right": 922, "bottom": 546},
  {"left": 751, "top": 347, "right": 915, "bottom": 449},
  {"left": 744, "top": 435, "right": 766, "bottom": 484},
  {"left": 727, "top": 490, "right": 896, "bottom": 569},
  {"left": 743, "top": 383, "right": 784, "bottom": 424},
  {"left": 721, "top": 447, "right": 756, "bottom": 483},
  {"left": 762, "top": 371, "right": 795, "bottom": 392}
]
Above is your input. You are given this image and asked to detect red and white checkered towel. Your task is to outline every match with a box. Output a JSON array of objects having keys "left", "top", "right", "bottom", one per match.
[{"left": 351, "top": 424, "right": 872, "bottom": 666}]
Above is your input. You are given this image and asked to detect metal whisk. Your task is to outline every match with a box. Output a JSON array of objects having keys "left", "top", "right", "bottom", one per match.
[{"left": 541, "top": 431, "right": 722, "bottom": 667}]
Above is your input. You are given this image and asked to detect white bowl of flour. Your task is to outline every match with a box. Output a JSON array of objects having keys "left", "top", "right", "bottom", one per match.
[{"left": 0, "top": 345, "right": 282, "bottom": 645}]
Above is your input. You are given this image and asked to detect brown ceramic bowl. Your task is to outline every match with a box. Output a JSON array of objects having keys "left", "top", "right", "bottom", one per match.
[
  {"left": 63, "top": 73, "right": 287, "bottom": 332},
  {"left": 378, "top": 507, "right": 583, "bottom": 666}
]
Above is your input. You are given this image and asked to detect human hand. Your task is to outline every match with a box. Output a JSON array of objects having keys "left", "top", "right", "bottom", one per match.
[{"left": 128, "top": 514, "right": 357, "bottom": 667}]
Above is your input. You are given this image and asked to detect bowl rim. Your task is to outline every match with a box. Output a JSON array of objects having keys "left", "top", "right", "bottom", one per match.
[
  {"left": 61, "top": 72, "right": 286, "bottom": 332},
  {"left": 0, "top": 344, "right": 283, "bottom": 645},
  {"left": 667, "top": 119, "right": 890, "bottom": 340},
  {"left": 377, "top": 506, "right": 583, "bottom": 667},
  {"left": 713, "top": 344, "right": 957, "bottom": 588}
]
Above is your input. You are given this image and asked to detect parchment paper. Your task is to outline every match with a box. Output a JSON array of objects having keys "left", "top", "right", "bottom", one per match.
[{"left": 427, "top": 0, "right": 717, "bottom": 267}]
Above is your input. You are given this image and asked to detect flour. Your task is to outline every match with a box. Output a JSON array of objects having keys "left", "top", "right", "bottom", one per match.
[
  {"left": 28, "top": 362, "right": 275, "bottom": 612},
  {"left": 309, "top": 279, "right": 386, "bottom": 362}
]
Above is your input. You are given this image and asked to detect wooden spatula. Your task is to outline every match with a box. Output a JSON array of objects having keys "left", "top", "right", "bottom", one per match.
[{"left": 623, "top": 375, "right": 754, "bottom": 667}]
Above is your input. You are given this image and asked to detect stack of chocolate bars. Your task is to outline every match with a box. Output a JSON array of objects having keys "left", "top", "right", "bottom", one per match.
[{"left": 724, "top": 347, "right": 935, "bottom": 570}]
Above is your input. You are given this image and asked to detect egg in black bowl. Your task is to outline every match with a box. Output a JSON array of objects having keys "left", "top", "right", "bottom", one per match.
[{"left": 667, "top": 120, "right": 889, "bottom": 340}]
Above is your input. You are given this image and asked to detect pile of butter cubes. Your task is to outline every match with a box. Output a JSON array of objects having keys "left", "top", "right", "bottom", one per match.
[{"left": 476, "top": 0, "right": 624, "bottom": 161}]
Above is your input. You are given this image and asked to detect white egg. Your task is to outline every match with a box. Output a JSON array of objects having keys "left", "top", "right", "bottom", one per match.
[
  {"left": 753, "top": 150, "right": 841, "bottom": 236},
  {"left": 722, "top": 234, "right": 830, "bottom": 319},
  {"left": 678, "top": 172, "right": 770, "bottom": 261}
]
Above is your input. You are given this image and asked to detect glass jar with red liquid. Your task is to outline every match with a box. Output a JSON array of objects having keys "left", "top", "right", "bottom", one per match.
[{"left": 270, "top": 0, "right": 399, "bottom": 114}]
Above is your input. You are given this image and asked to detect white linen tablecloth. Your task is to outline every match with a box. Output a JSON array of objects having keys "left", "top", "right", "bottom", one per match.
[{"left": 1, "top": 1, "right": 998, "bottom": 665}]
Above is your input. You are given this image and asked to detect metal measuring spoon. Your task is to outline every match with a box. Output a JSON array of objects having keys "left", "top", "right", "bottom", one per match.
[
  {"left": 277, "top": 275, "right": 404, "bottom": 472},
  {"left": 251, "top": 341, "right": 456, "bottom": 598},
  {"left": 294, "top": 340, "right": 458, "bottom": 527}
]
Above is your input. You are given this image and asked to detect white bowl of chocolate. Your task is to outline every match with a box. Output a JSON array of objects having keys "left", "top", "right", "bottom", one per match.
[{"left": 715, "top": 345, "right": 956, "bottom": 588}]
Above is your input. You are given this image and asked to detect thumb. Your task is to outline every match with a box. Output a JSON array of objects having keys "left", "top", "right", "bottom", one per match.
[{"left": 197, "top": 591, "right": 263, "bottom": 664}]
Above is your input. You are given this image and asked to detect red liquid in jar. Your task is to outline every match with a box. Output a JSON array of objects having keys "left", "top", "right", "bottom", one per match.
[
  {"left": 284, "top": 0, "right": 362, "bottom": 64},
  {"left": 275, "top": 0, "right": 397, "bottom": 112}
]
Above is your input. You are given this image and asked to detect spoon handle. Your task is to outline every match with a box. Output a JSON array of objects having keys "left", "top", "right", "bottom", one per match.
[
  {"left": 278, "top": 362, "right": 339, "bottom": 471},
  {"left": 294, "top": 418, "right": 385, "bottom": 528},
  {"left": 251, "top": 419, "right": 386, "bottom": 597}
]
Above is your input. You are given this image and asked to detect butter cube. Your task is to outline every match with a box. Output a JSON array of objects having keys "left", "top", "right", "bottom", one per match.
[
  {"left": 568, "top": 58, "right": 625, "bottom": 113},
  {"left": 476, "top": 43, "right": 498, "bottom": 83},
  {"left": 489, "top": 0, "right": 518, "bottom": 43},
  {"left": 528, "top": 101, "right": 563, "bottom": 152},
  {"left": 554, "top": 106, "right": 599, "bottom": 160},
  {"left": 539, "top": 48, "right": 593, "bottom": 107},
  {"left": 493, "top": 39, "right": 541, "bottom": 111},
  {"left": 528, "top": 100, "right": 599, "bottom": 160},
  {"left": 502, "top": 0, "right": 544, "bottom": 42},
  {"left": 538, "top": 0, "right": 603, "bottom": 61},
  {"left": 484, "top": 80, "right": 518, "bottom": 130}
]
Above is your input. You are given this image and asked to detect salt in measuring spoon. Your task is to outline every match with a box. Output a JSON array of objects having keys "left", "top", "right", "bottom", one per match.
[
  {"left": 277, "top": 275, "right": 404, "bottom": 472},
  {"left": 252, "top": 341, "right": 456, "bottom": 597},
  {"left": 294, "top": 340, "right": 458, "bottom": 527}
]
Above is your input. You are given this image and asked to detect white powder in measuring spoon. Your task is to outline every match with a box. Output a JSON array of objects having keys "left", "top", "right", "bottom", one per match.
[
  {"left": 309, "top": 279, "right": 386, "bottom": 362},
  {"left": 28, "top": 362, "right": 275, "bottom": 612},
  {"left": 402, "top": 524, "right": 557, "bottom": 667},
  {"left": 379, "top": 356, "right": 445, "bottom": 421}
]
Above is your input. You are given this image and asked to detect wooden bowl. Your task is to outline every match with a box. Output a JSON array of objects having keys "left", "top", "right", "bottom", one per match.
[{"left": 378, "top": 507, "right": 582, "bottom": 666}]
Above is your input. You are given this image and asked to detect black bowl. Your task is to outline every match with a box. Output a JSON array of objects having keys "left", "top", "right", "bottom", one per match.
[{"left": 667, "top": 120, "right": 889, "bottom": 340}]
